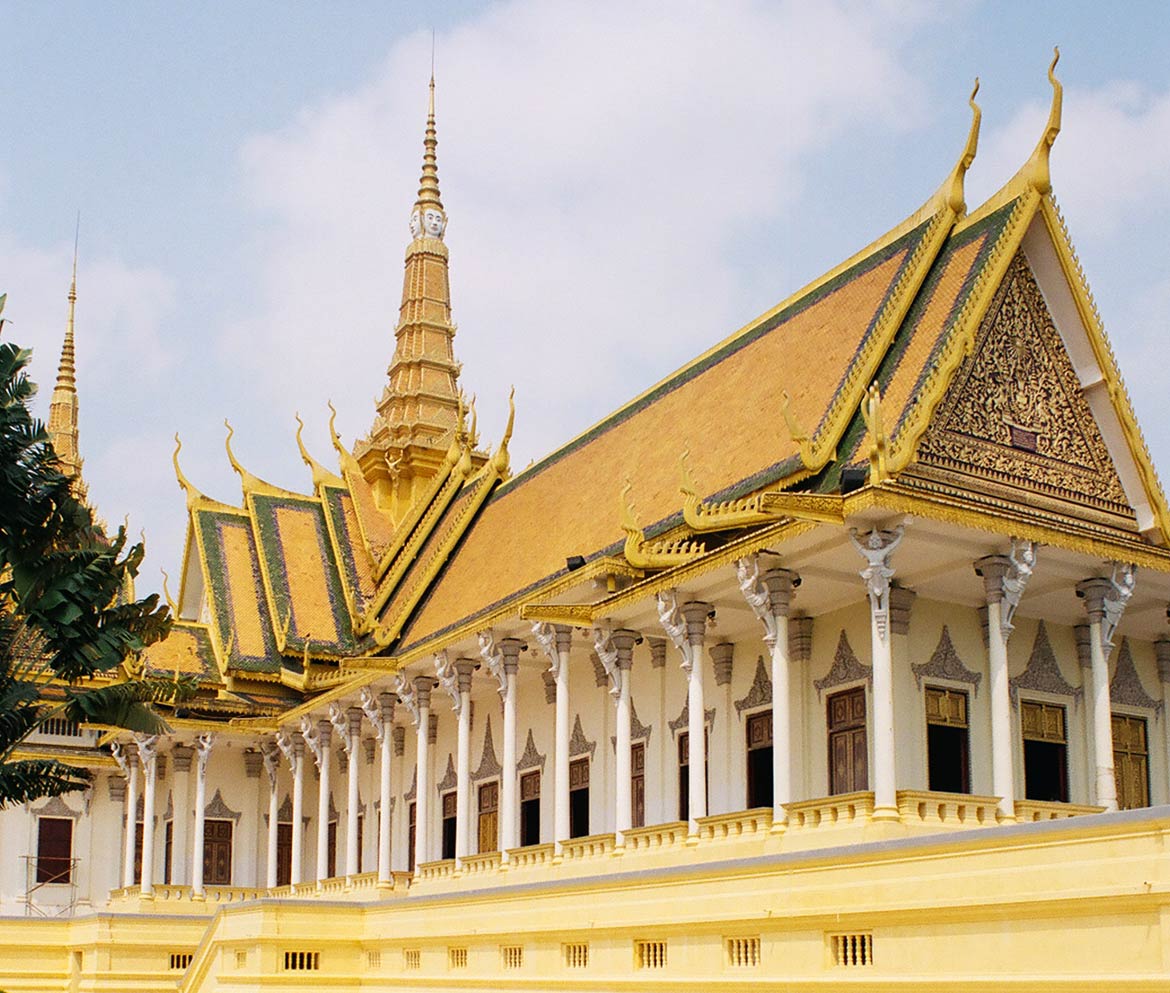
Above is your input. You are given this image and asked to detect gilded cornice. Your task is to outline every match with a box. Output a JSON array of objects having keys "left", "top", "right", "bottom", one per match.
[
  {"left": 680, "top": 451, "right": 775, "bottom": 532},
  {"left": 621, "top": 480, "right": 706, "bottom": 569}
]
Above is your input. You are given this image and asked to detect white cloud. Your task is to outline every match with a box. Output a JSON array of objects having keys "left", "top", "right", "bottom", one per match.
[{"left": 222, "top": 0, "right": 931, "bottom": 471}]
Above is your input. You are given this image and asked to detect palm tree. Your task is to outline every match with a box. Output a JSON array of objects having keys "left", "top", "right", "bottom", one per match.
[{"left": 0, "top": 297, "right": 192, "bottom": 806}]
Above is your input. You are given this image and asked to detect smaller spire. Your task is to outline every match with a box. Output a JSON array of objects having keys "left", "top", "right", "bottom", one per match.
[
  {"left": 410, "top": 75, "right": 447, "bottom": 240},
  {"left": 48, "top": 218, "right": 83, "bottom": 482}
]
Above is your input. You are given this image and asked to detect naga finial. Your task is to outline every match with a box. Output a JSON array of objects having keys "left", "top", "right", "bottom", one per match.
[
  {"left": 620, "top": 478, "right": 641, "bottom": 539},
  {"left": 942, "top": 78, "right": 982, "bottom": 215},
  {"left": 224, "top": 419, "right": 242, "bottom": 476},
  {"left": 295, "top": 412, "right": 344, "bottom": 489},
  {"left": 679, "top": 448, "right": 699, "bottom": 501},
  {"left": 1024, "top": 47, "right": 1062, "bottom": 196},
  {"left": 490, "top": 387, "right": 516, "bottom": 476},
  {"left": 862, "top": 380, "right": 889, "bottom": 484},
  {"left": 172, "top": 433, "right": 204, "bottom": 509},
  {"left": 160, "top": 568, "right": 178, "bottom": 614}
]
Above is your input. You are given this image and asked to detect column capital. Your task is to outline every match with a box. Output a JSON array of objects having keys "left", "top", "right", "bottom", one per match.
[
  {"left": 1078, "top": 563, "right": 1136, "bottom": 652},
  {"left": 710, "top": 642, "right": 734, "bottom": 686},
  {"left": 392, "top": 725, "right": 406, "bottom": 757},
  {"left": 1155, "top": 638, "right": 1170, "bottom": 684},
  {"left": 974, "top": 554, "right": 1012, "bottom": 603},
  {"left": 1074, "top": 624, "right": 1092, "bottom": 670},
  {"left": 647, "top": 636, "right": 667, "bottom": 668},
  {"left": 1076, "top": 576, "right": 1114, "bottom": 624},
  {"left": 499, "top": 637, "right": 526, "bottom": 676},
  {"left": 532, "top": 622, "right": 571, "bottom": 676},
  {"left": 412, "top": 674, "right": 434, "bottom": 710},
  {"left": 243, "top": 748, "right": 264, "bottom": 778},
  {"left": 455, "top": 658, "right": 477, "bottom": 692},
  {"left": 611, "top": 628, "right": 640, "bottom": 669},
  {"left": 680, "top": 600, "right": 713, "bottom": 641},
  {"left": 171, "top": 744, "right": 194, "bottom": 774}
]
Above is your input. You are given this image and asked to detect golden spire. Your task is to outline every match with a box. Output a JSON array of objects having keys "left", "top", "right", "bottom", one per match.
[
  {"left": 1023, "top": 47, "right": 1062, "bottom": 196},
  {"left": 48, "top": 218, "right": 83, "bottom": 483},
  {"left": 415, "top": 74, "right": 445, "bottom": 218}
]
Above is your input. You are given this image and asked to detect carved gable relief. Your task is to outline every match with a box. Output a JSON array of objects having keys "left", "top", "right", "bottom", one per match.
[
  {"left": 34, "top": 795, "right": 80, "bottom": 819},
  {"left": 813, "top": 630, "right": 872, "bottom": 702},
  {"left": 517, "top": 730, "right": 546, "bottom": 772},
  {"left": 912, "top": 626, "right": 983, "bottom": 695},
  {"left": 1110, "top": 638, "right": 1162, "bottom": 713},
  {"left": 916, "top": 253, "right": 1132, "bottom": 519},
  {"left": 735, "top": 656, "right": 772, "bottom": 717},
  {"left": 436, "top": 755, "right": 457, "bottom": 793},
  {"left": 205, "top": 788, "right": 243, "bottom": 822},
  {"left": 610, "top": 702, "right": 653, "bottom": 749},
  {"left": 569, "top": 715, "right": 596, "bottom": 758},
  {"left": 277, "top": 795, "right": 293, "bottom": 822},
  {"left": 1010, "top": 622, "right": 1082, "bottom": 707},
  {"left": 668, "top": 701, "right": 716, "bottom": 735},
  {"left": 472, "top": 717, "right": 502, "bottom": 781}
]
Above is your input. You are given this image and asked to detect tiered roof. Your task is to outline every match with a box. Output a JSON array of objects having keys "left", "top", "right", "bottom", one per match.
[{"left": 140, "top": 55, "right": 1170, "bottom": 721}]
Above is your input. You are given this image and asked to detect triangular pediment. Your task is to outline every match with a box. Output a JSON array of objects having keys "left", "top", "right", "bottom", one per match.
[{"left": 913, "top": 251, "right": 1136, "bottom": 529}]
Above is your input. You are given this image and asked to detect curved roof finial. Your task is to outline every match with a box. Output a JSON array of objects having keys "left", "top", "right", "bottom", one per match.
[
  {"left": 490, "top": 387, "right": 516, "bottom": 475},
  {"left": 1024, "top": 47, "right": 1062, "bottom": 196},
  {"left": 942, "top": 78, "right": 981, "bottom": 215},
  {"left": 326, "top": 401, "right": 344, "bottom": 455},
  {"left": 224, "top": 418, "right": 265, "bottom": 493},
  {"left": 172, "top": 433, "right": 205, "bottom": 510},
  {"left": 295, "top": 412, "right": 344, "bottom": 489},
  {"left": 160, "top": 568, "right": 178, "bottom": 614}
]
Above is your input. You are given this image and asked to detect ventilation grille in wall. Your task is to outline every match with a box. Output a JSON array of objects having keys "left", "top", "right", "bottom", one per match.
[
  {"left": 501, "top": 945, "right": 523, "bottom": 970},
  {"left": 448, "top": 947, "right": 468, "bottom": 969},
  {"left": 403, "top": 949, "right": 421, "bottom": 970},
  {"left": 726, "top": 935, "right": 761, "bottom": 968},
  {"left": 282, "top": 951, "right": 320, "bottom": 971},
  {"left": 365, "top": 950, "right": 381, "bottom": 968},
  {"left": 829, "top": 933, "right": 873, "bottom": 967},
  {"left": 168, "top": 953, "right": 193, "bottom": 971},
  {"left": 563, "top": 942, "right": 589, "bottom": 969},
  {"left": 635, "top": 939, "right": 667, "bottom": 970},
  {"left": 234, "top": 950, "right": 247, "bottom": 969}
]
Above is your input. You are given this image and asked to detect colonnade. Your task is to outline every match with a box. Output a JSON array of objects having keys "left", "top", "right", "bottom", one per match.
[{"left": 109, "top": 530, "right": 1143, "bottom": 892}]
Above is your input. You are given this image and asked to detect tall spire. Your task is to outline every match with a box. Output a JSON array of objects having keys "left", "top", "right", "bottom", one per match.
[
  {"left": 355, "top": 75, "right": 480, "bottom": 519},
  {"left": 48, "top": 219, "right": 83, "bottom": 485}
]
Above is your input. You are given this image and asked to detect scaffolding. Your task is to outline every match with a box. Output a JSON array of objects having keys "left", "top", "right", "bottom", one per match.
[{"left": 22, "top": 855, "right": 79, "bottom": 917}]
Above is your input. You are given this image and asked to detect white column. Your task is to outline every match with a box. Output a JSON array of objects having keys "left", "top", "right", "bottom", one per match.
[
  {"left": 711, "top": 643, "right": 734, "bottom": 814},
  {"left": 737, "top": 558, "right": 799, "bottom": 830},
  {"left": 437, "top": 653, "right": 474, "bottom": 865},
  {"left": 597, "top": 629, "right": 638, "bottom": 847},
  {"left": 975, "top": 541, "right": 1035, "bottom": 821},
  {"left": 850, "top": 526, "right": 905, "bottom": 820},
  {"left": 330, "top": 703, "right": 363, "bottom": 877},
  {"left": 533, "top": 624, "right": 572, "bottom": 856},
  {"left": 361, "top": 688, "right": 396, "bottom": 886},
  {"left": 1156, "top": 641, "right": 1170, "bottom": 804},
  {"left": 499, "top": 638, "right": 525, "bottom": 857},
  {"left": 261, "top": 741, "right": 280, "bottom": 889},
  {"left": 136, "top": 734, "right": 159, "bottom": 896},
  {"left": 113, "top": 742, "right": 138, "bottom": 889},
  {"left": 650, "top": 638, "right": 668, "bottom": 826},
  {"left": 290, "top": 736, "right": 305, "bottom": 884},
  {"left": 190, "top": 733, "right": 214, "bottom": 897},
  {"left": 1077, "top": 565, "right": 1135, "bottom": 812},
  {"left": 170, "top": 745, "right": 193, "bottom": 886},
  {"left": 301, "top": 717, "right": 332, "bottom": 881},
  {"left": 397, "top": 674, "right": 433, "bottom": 870},
  {"left": 658, "top": 592, "right": 711, "bottom": 837}
]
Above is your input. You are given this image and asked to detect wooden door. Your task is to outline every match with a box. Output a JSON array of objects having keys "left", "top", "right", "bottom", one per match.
[
  {"left": 569, "top": 758, "right": 590, "bottom": 837},
  {"left": 202, "top": 819, "right": 233, "bottom": 885},
  {"left": 163, "top": 821, "right": 173, "bottom": 885},
  {"left": 631, "top": 741, "right": 645, "bottom": 829},
  {"left": 326, "top": 821, "right": 337, "bottom": 878},
  {"left": 1113, "top": 714, "right": 1150, "bottom": 810},
  {"left": 477, "top": 781, "right": 499, "bottom": 853},
  {"left": 519, "top": 771, "right": 541, "bottom": 846},
  {"left": 746, "top": 711, "right": 773, "bottom": 809},
  {"left": 407, "top": 802, "right": 416, "bottom": 872},
  {"left": 828, "top": 687, "right": 868, "bottom": 795},
  {"left": 276, "top": 823, "right": 292, "bottom": 886}
]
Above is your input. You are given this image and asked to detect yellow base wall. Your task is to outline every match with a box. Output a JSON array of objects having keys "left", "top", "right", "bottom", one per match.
[{"left": 2, "top": 808, "right": 1168, "bottom": 992}]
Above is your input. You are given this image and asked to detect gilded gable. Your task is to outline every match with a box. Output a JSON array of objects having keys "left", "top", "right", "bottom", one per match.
[{"left": 913, "top": 252, "right": 1134, "bottom": 524}]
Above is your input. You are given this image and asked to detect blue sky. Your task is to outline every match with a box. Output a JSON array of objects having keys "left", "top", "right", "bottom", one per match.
[{"left": 3, "top": 1, "right": 1170, "bottom": 588}]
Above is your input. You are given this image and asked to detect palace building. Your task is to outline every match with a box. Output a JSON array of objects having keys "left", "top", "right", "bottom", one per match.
[{"left": 4, "top": 59, "right": 1170, "bottom": 989}]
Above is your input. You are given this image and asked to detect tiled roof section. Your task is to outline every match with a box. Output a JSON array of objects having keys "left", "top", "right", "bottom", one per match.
[
  {"left": 320, "top": 485, "right": 377, "bottom": 615},
  {"left": 194, "top": 508, "right": 281, "bottom": 674},
  {"left": 140, "top": 622, "right": 220, "bottom": 685},
  {"left": 399, "top": 220, "right": 933, "bottom": 651},
  {"left": 343, "top": 466, "right": 395, "bottom": 566},
  {"left": 226, "top": 686, "right": 303, "bottom": 712},
  {"left": 879, "top": 200, "right": 1021, "bottom": 458},
  {"left": 376, "top": 478, "right": 485, "bottom": 643},
  {"left": 248, "top": 493, "right": 357, "bottom": 656}
]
